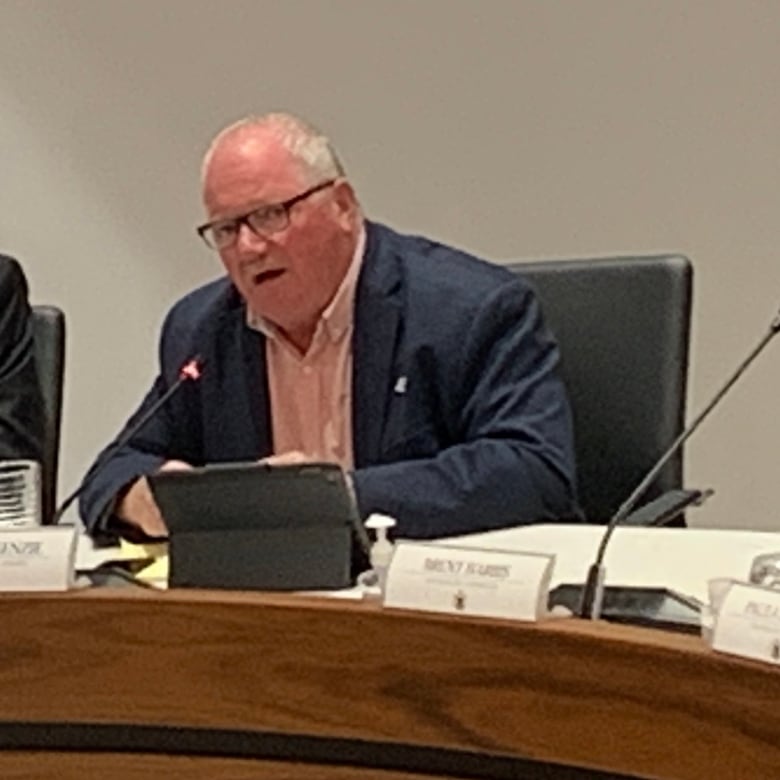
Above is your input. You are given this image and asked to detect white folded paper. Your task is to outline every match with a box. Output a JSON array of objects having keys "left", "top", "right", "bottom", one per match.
[
  {"left": 383, "top": 541, "right": 554, "bottom": 621},
  {"left": 711, "top": 580, "right": 780, "bottom": 666},
  {"left": 0, "top": 525, "right": 77, "bottom": 591}
]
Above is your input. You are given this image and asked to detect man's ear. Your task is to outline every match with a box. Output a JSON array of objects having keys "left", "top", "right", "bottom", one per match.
[{"left": 331, "top": 179, "right": 360, "bottom": 228}]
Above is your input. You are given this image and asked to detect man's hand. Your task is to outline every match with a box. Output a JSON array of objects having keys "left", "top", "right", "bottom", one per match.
[
  {"left": 260, "top": 451, "right": 310, "bottom": 466},
  {"left": 115, "top": 459, "right": 192, "bottom": 537}
]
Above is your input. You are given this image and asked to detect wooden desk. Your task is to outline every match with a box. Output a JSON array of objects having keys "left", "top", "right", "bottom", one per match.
[{"left": 0, "top": 588, "right": 778, "bottom": 779}]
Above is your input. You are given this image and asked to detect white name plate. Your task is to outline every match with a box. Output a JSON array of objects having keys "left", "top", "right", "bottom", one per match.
[
  {"left": 711, "top": 581, "right": 780, "bottom": 665},
  {"left": 383, "top": 541, "right": 554, "bottom": 621},
  {"left": 0, "top": 526, "right": 77, "bottom": 591}
]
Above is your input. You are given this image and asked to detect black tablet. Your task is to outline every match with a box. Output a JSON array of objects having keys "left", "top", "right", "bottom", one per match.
[{"left": 148, "top": 461, "right": 369, "bottom": 591}]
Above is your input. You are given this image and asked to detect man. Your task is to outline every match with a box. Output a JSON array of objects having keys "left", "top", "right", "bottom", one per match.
[
  {"left": 80, "top": 113, "right": 579, "bottom": 541},
  {"left": 0, "top": 254, "right": 45, "bottom": 462}
]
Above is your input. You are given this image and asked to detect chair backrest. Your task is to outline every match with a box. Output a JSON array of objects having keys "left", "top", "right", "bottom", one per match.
[
  {"left": 508, "top": 255, "right": 692, "bottom": 522},
  {"left": 31, "top": 305, "right": 65, "bottom": 524}
]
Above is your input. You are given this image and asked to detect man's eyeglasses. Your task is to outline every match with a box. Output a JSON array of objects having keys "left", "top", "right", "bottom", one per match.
[{"left": 197, "top": 179, "right": 336, "bottom": 250}]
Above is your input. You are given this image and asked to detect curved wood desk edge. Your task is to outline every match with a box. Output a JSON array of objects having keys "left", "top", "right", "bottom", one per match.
[{"left": 0, "top": 589, "right": 777, "bottom": 779}]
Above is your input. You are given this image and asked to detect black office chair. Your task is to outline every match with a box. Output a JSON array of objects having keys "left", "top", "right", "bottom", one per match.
[
  {"left": 31, "top": 305, "right": 65, "bottom": 524},
  {"left": 509, "top": 255, "right": 692, "bottom": 524}
]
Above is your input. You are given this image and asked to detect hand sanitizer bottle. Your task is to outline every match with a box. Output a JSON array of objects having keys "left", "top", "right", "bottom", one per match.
[{"left": 365, "top": 513, "right": 396, "bottom": 594}]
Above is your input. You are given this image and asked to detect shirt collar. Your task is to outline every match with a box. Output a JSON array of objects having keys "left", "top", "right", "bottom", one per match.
[{"left": 319, "top": 225, "right": 365, "bottom": 343}]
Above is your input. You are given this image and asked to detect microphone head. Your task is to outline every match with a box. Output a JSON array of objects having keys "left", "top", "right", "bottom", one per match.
[{"left": 179, "top": 357, "right": 203, "bottom": 382}]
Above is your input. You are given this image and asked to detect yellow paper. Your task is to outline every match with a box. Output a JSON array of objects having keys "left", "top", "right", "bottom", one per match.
[
  {"left": 117, "top": 539, "right": 168, "bottom": 561},
  {"left": 134, "top": 554, "right": 170, "bottom": 587},
  {"left": 118, "top": 539, "right": 169, "bottom": 587}
]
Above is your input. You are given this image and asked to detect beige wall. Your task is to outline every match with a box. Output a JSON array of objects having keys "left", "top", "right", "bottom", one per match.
[{"left": 0, "top": 0, "right": 778, "bottom": 529}]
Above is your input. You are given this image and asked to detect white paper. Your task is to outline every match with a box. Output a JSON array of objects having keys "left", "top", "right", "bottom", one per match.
[
  {"left": 711, "top": 581, "right": 780, "bottom": 665},
  {"left": 383, "top": 541, "right": 554, "bottom": 621},
  {"left": 0, "top": 526, "right": 77, "bottom": 591}
]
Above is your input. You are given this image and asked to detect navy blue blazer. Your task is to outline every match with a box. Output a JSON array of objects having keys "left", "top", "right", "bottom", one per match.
[{"left": 79, "top": 222, "right": 579, "bottom": 539}]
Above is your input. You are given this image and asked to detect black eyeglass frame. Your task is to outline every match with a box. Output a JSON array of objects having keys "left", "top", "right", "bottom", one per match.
[{"left": 196, "top": 178, "right": 337, "bottom": 249}]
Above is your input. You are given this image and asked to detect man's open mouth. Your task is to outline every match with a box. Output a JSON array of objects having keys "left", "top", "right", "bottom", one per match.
[{"left": 252, "top": 269, "right": 285, "bottom": 285}]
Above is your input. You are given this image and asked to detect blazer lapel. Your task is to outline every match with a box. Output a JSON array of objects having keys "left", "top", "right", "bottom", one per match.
[
  {"left": 204, "top": 301, "right": 272, "bottom": 461},
  {"left": 240, "top": 321, "right": 273, "bottom": 458},
  {"left": 353, "top": 223, "right": 402, "bottom": 467}
]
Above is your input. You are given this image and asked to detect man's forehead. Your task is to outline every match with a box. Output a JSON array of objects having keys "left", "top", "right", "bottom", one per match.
[
  {"left": 202, "top": 130, "right": 302, "bottom": 212},
  {"left": 209, "top": 127, "right": 294, "bottom": 176}
]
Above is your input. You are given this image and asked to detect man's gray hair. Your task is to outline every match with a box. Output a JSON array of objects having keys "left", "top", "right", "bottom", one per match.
[{"left": 202, "top": 112, "right": 345, "bottom": 184}]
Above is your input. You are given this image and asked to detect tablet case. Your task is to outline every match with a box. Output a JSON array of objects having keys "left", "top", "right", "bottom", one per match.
[{"left": 148, "top": 462, "right": 366, "bottom": 591}]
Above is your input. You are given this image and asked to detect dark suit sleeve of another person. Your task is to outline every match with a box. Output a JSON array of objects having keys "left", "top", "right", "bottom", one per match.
[
  {"left": 0, "top": 256, "right": 45, "bottom": 463},
  {"left": 351, "top": 252, "right": 580, "bottom": 539}
]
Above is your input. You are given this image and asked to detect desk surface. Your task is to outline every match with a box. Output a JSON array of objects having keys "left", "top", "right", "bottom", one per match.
[
  {"left": 452, "top": 523, "right": 780, "bottom": 602},
  {"left": 0, "top": 588, "right": 778, "bottom": 779},
  {"left": 76, "top": 523, "right": 780, "bottom": 602}
]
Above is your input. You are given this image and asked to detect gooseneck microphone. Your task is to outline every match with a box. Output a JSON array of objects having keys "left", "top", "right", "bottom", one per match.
[
  {"left": 52, "top": 356, "right": 203, "bottom": 525},
  {"left": 580, "top": 308, "right": 780, "bottom": 620}
]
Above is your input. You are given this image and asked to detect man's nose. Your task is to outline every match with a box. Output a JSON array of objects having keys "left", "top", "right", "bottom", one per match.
[{"left": 235, "top": 221, "right": 269, "bottom": 254}]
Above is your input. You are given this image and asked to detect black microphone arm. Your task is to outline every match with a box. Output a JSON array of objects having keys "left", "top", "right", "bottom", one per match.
[
  {"left": 580, "top": 307, "right": 780, "bottom": 620},
  {"left": 52, "top": 356, "right": 203, "bottom": 525}
]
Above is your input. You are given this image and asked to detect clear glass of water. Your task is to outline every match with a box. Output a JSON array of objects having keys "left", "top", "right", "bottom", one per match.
[{"left": 0, "top": 460, "right": 41, "bottom": 527}]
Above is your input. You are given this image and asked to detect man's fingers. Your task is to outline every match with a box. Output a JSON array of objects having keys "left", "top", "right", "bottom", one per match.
[
  {"left": 260, "top": 451, "right": 309, "bottom": 466},
  {"left": 159, "top": 459, "right": 193, "bottom": 472}
]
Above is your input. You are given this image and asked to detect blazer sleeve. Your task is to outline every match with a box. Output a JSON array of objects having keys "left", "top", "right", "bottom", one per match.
[
  {"left": 78, "top": 306, "right": 204, "bottom": 537},
  {"left": 0, "top": 258, "right": 45, "bottom": 463},
  {"left": 351, "top": 279, "right": 580, "bottom": 538}
]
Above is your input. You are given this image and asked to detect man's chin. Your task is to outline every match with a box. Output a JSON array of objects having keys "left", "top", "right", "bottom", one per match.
[
  {"left": 246, "top": 300, "right": 305, "bottom": 335},
  {"left": 242, "top": 288, "right": 289, "bottom": 321}
]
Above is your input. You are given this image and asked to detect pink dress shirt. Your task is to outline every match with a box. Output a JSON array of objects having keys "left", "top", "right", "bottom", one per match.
[{"left": 249, "top": 230, "right": 365, "bottom": 469}]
